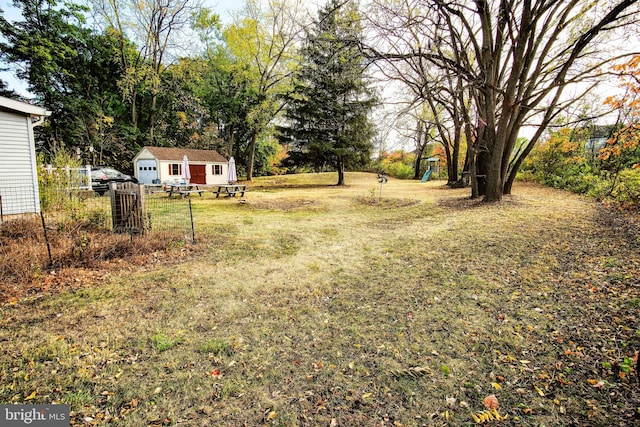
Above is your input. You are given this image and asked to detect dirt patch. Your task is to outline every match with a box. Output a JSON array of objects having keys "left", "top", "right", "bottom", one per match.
[
  {"left": 354, "top": 196, "right": 421, "bottom": 209},
  {"left": 243, "top": 198, "right": 320, "bottom": 211},
  {"left": 437, "top": 193, "right": 522, "bottom": 209}
]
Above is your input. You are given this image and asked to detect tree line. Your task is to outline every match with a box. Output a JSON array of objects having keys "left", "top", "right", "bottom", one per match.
[
  {"left": 1, "top": 0, "right": 638, "bottom": 196},
  {"left": 0, "top": 0, "right": 377, "bottom": 184}
]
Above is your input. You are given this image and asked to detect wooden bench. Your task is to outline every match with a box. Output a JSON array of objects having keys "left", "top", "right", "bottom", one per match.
[{"left": 212, "top": 184, "right": 247, "bottom": 198}]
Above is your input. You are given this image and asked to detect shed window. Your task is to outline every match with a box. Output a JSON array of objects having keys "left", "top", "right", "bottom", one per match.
[
  {"left": 169, "top": 164, "right": 181, "bottom": 175},
  {"left": 213, "top": 164, "right": 222, "bottom": 175}
]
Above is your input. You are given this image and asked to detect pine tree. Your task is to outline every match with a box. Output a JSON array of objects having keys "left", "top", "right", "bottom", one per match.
[{"left": 281, "top": 0, "right": 377, "bottom": 185}]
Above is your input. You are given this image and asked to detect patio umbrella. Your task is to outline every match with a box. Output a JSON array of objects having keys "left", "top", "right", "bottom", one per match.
[
  {"left": 181, "top": 155, "right": 191, "bottom": 183},
  {"left": 227, "top": 156, "right": 237, "bottom": 183}
]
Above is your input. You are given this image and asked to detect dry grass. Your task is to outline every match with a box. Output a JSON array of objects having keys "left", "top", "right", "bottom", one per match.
[
  {"left": 0, "top": 215, "right": 198, "bottom": 303},
  {"left": 1, "top": 172, "right": 640, "bottom": 426}
]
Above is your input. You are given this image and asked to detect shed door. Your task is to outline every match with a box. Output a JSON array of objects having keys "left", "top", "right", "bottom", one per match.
[
  {"left": 137, "top": 160, "right": 158, "bottom": 184},
  {"left": 190, "top": 165, "right": 206, "bottom": 184}
]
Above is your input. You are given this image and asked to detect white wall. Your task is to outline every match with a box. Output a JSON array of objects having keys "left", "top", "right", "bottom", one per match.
[{"left": 0, "top": 110, "right": 40, "bottom": 214}]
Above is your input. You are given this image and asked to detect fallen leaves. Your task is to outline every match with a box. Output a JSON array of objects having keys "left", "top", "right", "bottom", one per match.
[
  {"left": 483, "top": 394, "right": 499, "bottom": 410},
  {"left": 472, "top": 408, "right": 509, "bottom": 424},
  {"left": 390, "top": 366, "right": 432, "bottom": 379},
  {"left": 587, "top": 379, "right": 606, "bottom": 388},
  {"left": 206, "top": 369, "right": 222, "bottom": 379}
]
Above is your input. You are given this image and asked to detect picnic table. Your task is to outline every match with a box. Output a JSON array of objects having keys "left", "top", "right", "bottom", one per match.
[
  {"left": 165, "top": 183, "right": 204, "bottom": 198},
  {"left": 144, "top": 184, "right": 165, "bottom": 194},
  {"left": 212, "top": 184, "right": 247, "bottom": 198}
]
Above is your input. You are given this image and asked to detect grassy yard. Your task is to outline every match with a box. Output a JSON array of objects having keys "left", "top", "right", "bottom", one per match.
[{"left": 1, "top": 172, "right": 639, "bottom": 426}]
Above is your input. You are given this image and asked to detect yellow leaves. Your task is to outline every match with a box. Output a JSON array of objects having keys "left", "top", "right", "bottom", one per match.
[
  {"left": 24, "top": 390, "right": 37, "bottom": 400},
  {"left": 472, "top": 408, "right": 509, "bottom": 423},
  {"left": 534, "top": 385, "right": 545, "bottom": 397},
  {"left": 491, "top": 382, "right": 502, "bottom": 390},
  {"left": 266, "top": 410, "right": 277, "bottom": 420},
  {"left": 176, "top": 111, "right": 188, "bottom": 124}
]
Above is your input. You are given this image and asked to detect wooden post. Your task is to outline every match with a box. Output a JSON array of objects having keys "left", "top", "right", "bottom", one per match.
[{"left": 110, "top": 182, "right": 147, "bottom": 234}]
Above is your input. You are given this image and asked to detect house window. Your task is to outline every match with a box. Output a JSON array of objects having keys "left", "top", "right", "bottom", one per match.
[
  {"left": 213, "top": 164, "right": 223, "bottom": 175},
  {"left": 170, "top": 164, "right": 181, "bottom": 175}
]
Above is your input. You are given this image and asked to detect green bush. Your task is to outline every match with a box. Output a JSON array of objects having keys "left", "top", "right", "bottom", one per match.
[
  {"left": 38, "top": 150, "right": 88, "bottom": 212},
  {"left": 374, "top": 150, "right": 417, "bottom": 179},
  {"left": 612, "top": 168, "right": 640, "bottom": 206},
  {"left": 384, "top": 161, "right": 415, "bottom": 179}
]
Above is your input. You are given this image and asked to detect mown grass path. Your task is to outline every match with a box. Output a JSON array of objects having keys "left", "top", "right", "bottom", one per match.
[{"left": 1, "top": 173, "right": 639, "bottom": 426}]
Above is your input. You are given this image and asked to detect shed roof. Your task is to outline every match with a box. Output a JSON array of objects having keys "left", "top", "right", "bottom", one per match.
[
  {"left": 0, "top": 96, "right": 50, "bottom": 117},
  {"left": 143, "top": 146, "right": 227, "bottom": 163}
]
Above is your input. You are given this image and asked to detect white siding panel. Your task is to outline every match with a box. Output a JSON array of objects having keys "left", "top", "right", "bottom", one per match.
[{"left": 0, "top": 110, "right": 39, "bottom": 214}]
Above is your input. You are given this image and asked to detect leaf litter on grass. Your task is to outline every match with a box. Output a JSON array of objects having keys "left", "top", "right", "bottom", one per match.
[{"left": 0, "top": 174, "right": 639, "bottom": 426}]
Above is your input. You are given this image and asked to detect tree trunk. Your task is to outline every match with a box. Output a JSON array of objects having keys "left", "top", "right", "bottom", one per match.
[
  {"left": 443, "top": 142, "right": 454, "bottom": 184},
  {"left": 337, "top": 160, "right": 345, "bottom": 186},
  {"left": 450, "top": 127, "right": 461, "bottom": 183},
  {"left": 413, "top": 143, "right": 427, "bottom": 180},
  {"left": 413, "top": 120, "right": 426, "bottom": 180},
  {"left": 484, "top": 156, "right": 503, "bottom": 202},
  {"left": 247, "top": 128, "right": 257, "bottom": 181},
  {"left": 476, "top": 149, "right": 491, "bottom": 198},
  {"left": 468, "top": 143, "right": 479, "bottom": 199},
  {"left": 149, "top": 91, "right": 157, "bottom": 144}
]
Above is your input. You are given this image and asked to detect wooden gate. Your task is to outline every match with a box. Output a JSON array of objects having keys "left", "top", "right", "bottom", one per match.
[{"left": 110, "top": 182, "right": 147, "bottom": 234}]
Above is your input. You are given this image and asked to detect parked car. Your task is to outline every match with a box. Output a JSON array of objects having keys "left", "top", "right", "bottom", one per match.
[{"left": 91, "top": 166, "right": 138, "bottom": 195}]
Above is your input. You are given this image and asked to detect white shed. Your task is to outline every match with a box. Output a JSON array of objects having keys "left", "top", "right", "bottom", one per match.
[
  {"left": 132, "top": 146, "right": 230, "bottom": 185},
  {"left": 0, "top": 96, "right": 50, "bottom": 215}
]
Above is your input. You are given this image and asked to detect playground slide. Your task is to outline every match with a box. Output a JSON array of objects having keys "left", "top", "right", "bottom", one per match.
[{"left": 421, "top": 169, "right": 432, "bottom": 182}]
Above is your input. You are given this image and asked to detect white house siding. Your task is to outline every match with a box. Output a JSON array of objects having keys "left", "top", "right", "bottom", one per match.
[
  {"left": 133, "top": 147, "right": 229, "bottom": 185},
  {"left": 0, "top": 110, "right": 40, "bottom": 215},
  {"left": 156, "top": 160, "right": 228, "bottom": 185}
]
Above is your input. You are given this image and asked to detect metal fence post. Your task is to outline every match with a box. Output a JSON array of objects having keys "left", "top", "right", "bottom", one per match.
[{"left": 188, "top": 197, "right": 195, "bottom": 243}]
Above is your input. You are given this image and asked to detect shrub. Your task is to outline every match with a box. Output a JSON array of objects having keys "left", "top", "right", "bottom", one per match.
[
  {"left": 375, "top": 150, "right": 416, "bottom": 179},
  {"left": 38, "top": 150, "right": 88, "bottom": 212},
  {"left": 384, "top": 161, "right": 415, "bottom": 179},
  {"left": 612, "top": 168, "right": 640, "bottom": 207}
]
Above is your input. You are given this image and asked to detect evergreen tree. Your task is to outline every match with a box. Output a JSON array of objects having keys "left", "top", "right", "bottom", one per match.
[{"left": 281, "top": 0, "right": 377, "bottom": 185}]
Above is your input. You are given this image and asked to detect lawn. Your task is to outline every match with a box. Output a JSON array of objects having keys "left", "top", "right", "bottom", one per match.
[{"left": 1, "top": 172, "right": 639, "bottom": 426}]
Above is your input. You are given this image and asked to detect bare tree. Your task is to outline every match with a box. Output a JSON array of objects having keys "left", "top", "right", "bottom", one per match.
[
  {"left": 91, "top": 0, "right": 201, "bottom": 142},
  {"left": 367, "top": 0, "right": 639, "bottom": 201},
  {"left": 364, "top": 0, "right": 471, "bottom": 185}
]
